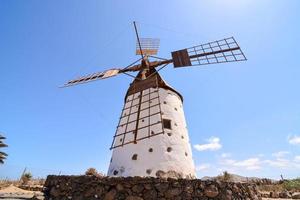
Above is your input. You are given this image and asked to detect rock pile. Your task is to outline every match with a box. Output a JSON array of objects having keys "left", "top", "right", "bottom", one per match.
[
  {"left": 44, "top": 175, "right": 262, "bottom": 200},
  {"left": 260, "top": 191, "right": 300, "bottom": 199}
]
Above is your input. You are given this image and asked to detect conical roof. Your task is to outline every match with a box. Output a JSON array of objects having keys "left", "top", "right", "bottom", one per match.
[{"left": 126, "top": 68, "right": 183, "bottom": 102}]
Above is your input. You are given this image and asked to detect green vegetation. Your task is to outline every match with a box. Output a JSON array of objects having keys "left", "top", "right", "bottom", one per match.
[
  {"left": 216, "top": 171, "right": 232, "bottom": 182},
  {"left": 283, "top": 178, "right": 300, "bottom": 190},
  {"left": 0, "top": 135, "right": 8, "bottom": 164},
  {"left": 21, "top": 172, "right": 33, "bottom": 185}
]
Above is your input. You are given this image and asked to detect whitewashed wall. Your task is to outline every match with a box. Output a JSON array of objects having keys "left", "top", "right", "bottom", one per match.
[{"left": 108, "top": 87, "right": 196, "bottom": 178}]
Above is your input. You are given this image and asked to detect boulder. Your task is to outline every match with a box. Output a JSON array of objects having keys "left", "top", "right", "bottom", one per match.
[
  {"left": 165, "top": 188, "right": 181, "bottom": 198},
  {"left": 204, "top": 185, "right": 219, "bottom": 198},
  {"left": 270, "top": 191, "right": 279, "bottom": 198},
  {"left": 125, "top": 196, "right": 144, "bottom": 200},
  {"left": 103, "top": 189, "right": 116, "bottom": 200},
  {"left": 292, "top": 192, "right": 300, "bottom": 199},
  {"left": 279, "top": 191, "right": 292, "bottom": 198}
]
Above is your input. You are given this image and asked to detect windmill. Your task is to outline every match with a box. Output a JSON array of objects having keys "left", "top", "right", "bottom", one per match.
[{"left": 62, "top": 22, "right": 246, "bottom": 178}]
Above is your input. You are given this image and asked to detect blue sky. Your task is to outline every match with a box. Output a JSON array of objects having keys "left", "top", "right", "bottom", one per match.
[{"left": 0, "top": 0, "right": 300, "bottom": 180}]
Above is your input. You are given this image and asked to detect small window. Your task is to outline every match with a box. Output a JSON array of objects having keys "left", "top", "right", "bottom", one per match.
[
  {"left": 149, "top": 148, "right": 153, "bottom": 152},
  {"left": 174, "top": 107, "right": 178, "bottom": 111},
  {"left": 146, "top": 169, "right": 152, "bottom": 174},
  {"left": 167, "top": 147, "right": 172, "bottom": 152},
  {"left": 185, "top": 152, "right": 188, "bottom": 157},
  {"left": 181, "top": 135, "right": 184, "bottom": 139},
  {"left": 151, "top": 130, "right": 155, "bottom": 135},
  {"left": 132, "top": 154, "right": 138, "bottom": 160},
  {"left": 163, "top": 119, "right": 172, "bottom": 130},
  {"left": 113, "top": 170, "right": 118, "bottom": 175},
  {"left": 163, "top": 101, "right": 167, "bottom": 104}
]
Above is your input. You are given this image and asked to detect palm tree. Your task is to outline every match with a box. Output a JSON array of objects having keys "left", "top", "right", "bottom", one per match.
[{"left": 0, "top": 134, "right": 8, "bottom": 164}]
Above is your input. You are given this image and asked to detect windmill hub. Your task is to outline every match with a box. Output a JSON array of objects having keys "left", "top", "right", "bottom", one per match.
[{"left": 62, "top": 21, "right": 246, "bottom": 179}]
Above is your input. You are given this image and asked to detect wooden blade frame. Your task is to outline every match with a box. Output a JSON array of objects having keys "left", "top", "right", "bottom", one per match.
[
  {"left": 62, "top": 69, "right": 120, "bottom": 87},
  {"left": 172, "top": 37, "right": 247, "bottom": 67},
  {"left": 136, "top": 38, "right": 160, "bottom": 55}
]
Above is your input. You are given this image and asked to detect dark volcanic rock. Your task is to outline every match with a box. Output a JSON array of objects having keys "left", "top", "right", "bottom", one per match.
[
  {"left": 204, "top": 184, "right": 219, "bottom": 198},
  {"left": 44, "top": 175, "right": 262, "bottom": 200}
]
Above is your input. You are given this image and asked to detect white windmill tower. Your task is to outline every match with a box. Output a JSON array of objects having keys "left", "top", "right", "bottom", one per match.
[{"left": 62, "top": 22, "right": 246, "bottom": 178}]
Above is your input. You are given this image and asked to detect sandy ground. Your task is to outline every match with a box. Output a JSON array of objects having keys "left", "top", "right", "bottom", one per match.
[{"left": 0, "top": 185, "right": 43, "bottom": 199}]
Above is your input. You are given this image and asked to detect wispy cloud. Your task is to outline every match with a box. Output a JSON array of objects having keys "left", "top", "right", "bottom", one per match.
[
  {"left": 218, "top": 151, "right": 298, "bottom": 172},
  {"left": 194, "top": 137, "right": 222, "bottom": 151},
  {"left": 220, "top": 157, "right": 262, "bottom": 171},
  {"left": 196, "top": 151, "right": 300, "bottom": 178},
  {"left": 196, "top": 164, "right": 211, "bottom": 171},
  {"left": 272, "top": 151, "right": 290, "bottom": 158},
  {"left": 233, "top": 158, "right": 261, "bottom": 170},
  {"left": 264, "top": 158, "right": 290, "bottom": 169},
  {"left": 221, "top": 153, "right": 231, "bottom": 158},
  {"left": 287, "top": 135, "right": 300, "bottom": 145},
  {"left": 294, "top": 156, "right": 300, "bottom": 163}
]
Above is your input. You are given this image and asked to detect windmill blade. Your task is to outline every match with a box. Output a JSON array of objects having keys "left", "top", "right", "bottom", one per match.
[
  {"left": 62, "top": 69, "right": 121, "bottom": 88},
  {"left": 171, "top": 37, "right": 247, "bottom": 68},
  {"left": 136, "top": 38, "right": 160, "bottom": 55}
]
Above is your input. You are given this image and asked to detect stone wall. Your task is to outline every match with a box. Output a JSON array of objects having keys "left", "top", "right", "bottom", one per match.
[{"left": 44, "top": 175, "right": 262, "bottom": 200}]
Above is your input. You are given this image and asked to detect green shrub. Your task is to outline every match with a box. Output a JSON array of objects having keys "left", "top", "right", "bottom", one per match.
[
  {"left": 21, "top": 172, "right": 32, "bottom": 185},
  {"left": 283, "top": 178, "right": 300, "bottom": 190},
  {"left": 216, "top": 171, "right": 232, "bottom": 182}
]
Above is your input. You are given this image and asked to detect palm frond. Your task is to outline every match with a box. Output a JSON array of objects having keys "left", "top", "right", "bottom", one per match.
[
  {"left": 0, "top": 143, "right": 8, "bottom": 148},
  {"left": 0, "top": 152, "right": 8, "bottom": 156}
]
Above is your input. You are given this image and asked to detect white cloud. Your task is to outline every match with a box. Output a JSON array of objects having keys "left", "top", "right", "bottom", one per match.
[
  {"left": 221, "top": 153, "right": 231, "bottom": 158},
  {"left": 272, "top": 151, "right": 290, "bottom": 158},
  {"left": 194, "top": 137, "right": 222, "bottom": 151},
  {"left": 288, "top": 135, "right": 300, "bottom": 145},
  {"left": 257, "top": 154, "right": 264, "bottom": 157},
  {"left": 195, "top": 151, "right": 300, "bottom": 178},
  {"left": 219, "top": 157, "right": 262, "bottom": 171},
  {"left": 196, "top": 164, "right": 211, "bottom": 171},
  {"left": 266, "top": 151, "right": 291, "bottom": 169},
  {"left": 264, "top": 158, "right": 290, "bottom": 169},
  {"left": 233, "top": 158, "right": 261, "bottom": 170},
  {"left": 294, "top": 156, "right": 300, "bottom": 163}
]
